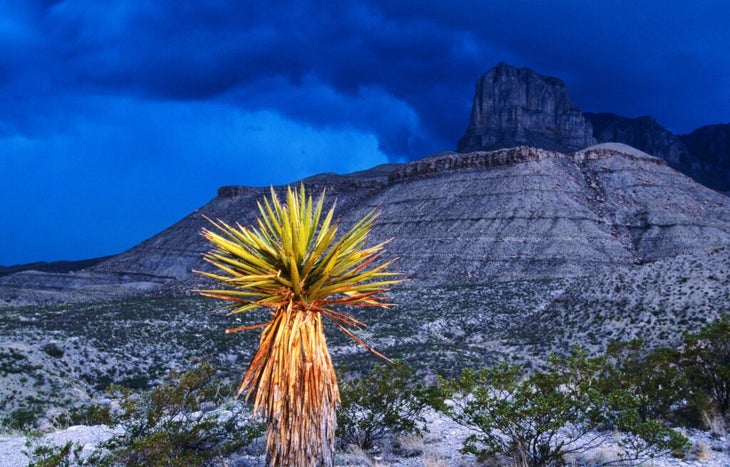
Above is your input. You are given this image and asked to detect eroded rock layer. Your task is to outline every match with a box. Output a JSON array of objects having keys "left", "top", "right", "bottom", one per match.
[
  {"left": 89, "top": 144, "right": 730, "bottom": 290},
  {"left": 457, "top": 63, "right": 596, "bottom": 153}
]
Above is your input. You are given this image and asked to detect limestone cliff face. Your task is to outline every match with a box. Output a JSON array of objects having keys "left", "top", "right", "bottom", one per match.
[
  {"left": 5, "top": 143, "right": 730, "bottom": 305},
  {"left": 457, "top": 63, "right": 596, "bottom": 153},
  {"left": 89, "top": 144, "right": 730, "bottom": 289},
  {"left": 455, "top": 63, "right": 728, "bottom": 192},
  {"left": 681, "top": 124, "right": 730, "bottom": 191},
  {"left": 585, "top": 112, "right": 699, "bottom": 170}
]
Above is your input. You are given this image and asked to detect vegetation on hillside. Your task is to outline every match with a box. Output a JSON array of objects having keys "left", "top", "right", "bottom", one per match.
[
  {"left": 4, "top": 271, "right": 730, "bottom": 466},
  {"left": 23, "top": 315, "right": 730, "bottom": 466},
  {"left": 25, "top": 362, "right": 262, "bottom": 467},
  {"left": 16, "top": 315, "right": 730, "bottom": 466}
]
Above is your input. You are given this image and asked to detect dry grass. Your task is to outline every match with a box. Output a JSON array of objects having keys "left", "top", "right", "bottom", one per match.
[
  {"left": 421, "top": 452, "right": 449, "bottom": 467},
  {"left": 691, "top": 440, "right": 713, "bottom": 461},
  {"left": 702, "top": 411, "right": 726, "bottom": 438}
]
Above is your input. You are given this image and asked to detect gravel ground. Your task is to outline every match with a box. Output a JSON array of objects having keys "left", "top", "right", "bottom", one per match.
[
  {"left": 2, "top": 411, "right": 728, "bottom": 467},
  {"left": 0, "top": 425, "right": 121, "bottom": 467}
]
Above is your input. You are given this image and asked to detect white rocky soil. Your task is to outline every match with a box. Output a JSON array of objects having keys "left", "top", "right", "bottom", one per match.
[{"left": 2, "top": 409, "right": 728, "bottom": 467}]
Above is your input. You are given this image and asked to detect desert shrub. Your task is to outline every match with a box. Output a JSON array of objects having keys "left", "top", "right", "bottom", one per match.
[
  {"left": 441, "top": 347, "right": 688, "bottom": 467},
  {"left": 52, "top": 404, "right": 113, "bottom": 428},
  {"left": 0, "top": 348, "right": 37, "bottom": 375},
  {"left": 336, "top": 361, "right": 436, "bottom": 450},
  {"left": 680, "top": 314, "right": 730, "bottom": 420},
  {"left": 3, "top": 406, "right": 41, "bottom": 431},
  {"left": 116, "top": 374, "right": 151, "bottom": 391},
  {"left": 25, "top": 440, "right": 83, "bottom": 467},
  {"left": 101, "top": 361, "right": 262, "bottom": 466},
  {"left": 41, "top": 343, "right": 65, "bottom": 359},
  {"left": 601, "top": 387, "right": 689, "bottom": 462},
  {"left": 602, "top": 340, "right": 688, "bottom": 423},
  {"left": 442, "top": 349, "right": 606, "bottom": 467}
]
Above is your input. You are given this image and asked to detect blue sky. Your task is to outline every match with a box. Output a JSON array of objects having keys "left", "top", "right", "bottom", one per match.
[{"left": 1, "top": 0, "right": 729, "bottom": 265}]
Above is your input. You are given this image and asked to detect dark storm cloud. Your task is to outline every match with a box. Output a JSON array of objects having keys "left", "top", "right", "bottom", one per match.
[
  {"left": 2, "top": 0, "right": 490, "bottom": 158},
  {"left": 49, "top": 1, "right": 730, "bottom": 145},
  {"left": 4, "top": 1, "right": 730, "bottom": 148},
  {"left": 375, "top": 0, "right": 730, "bottom": 133},
  {"left": 1, "top": 0, "right": 728, "bottom": 264}
]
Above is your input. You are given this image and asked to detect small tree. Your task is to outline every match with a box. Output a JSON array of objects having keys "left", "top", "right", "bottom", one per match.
[
  {"left": 336, "top": 361, "right": 433, "bottom": 450},
  {"left": 198, "top": 185, "right": 401, "bottom": 466},
  {"left": 603, "top": 340, "right": 687, "bottom": 423},
  {"left": 601, "top": 386, "right": 688, "bottom": 463},
  {"left": 442, "top": 354, "right": 602, "bottom": 467},
  {"left": 25, "top": 363, "right": 261, "bottom": 467},
  {"left": 442, "top": 347, "right": 688, "bottom": 466},
  {"left": 681, "top": 314, "right": 730, "bottom": 420}
]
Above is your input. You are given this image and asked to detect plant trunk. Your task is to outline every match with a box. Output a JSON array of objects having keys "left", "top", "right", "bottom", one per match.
[{"left": 242, "top": 303, "right": 339, "bottom": 466}]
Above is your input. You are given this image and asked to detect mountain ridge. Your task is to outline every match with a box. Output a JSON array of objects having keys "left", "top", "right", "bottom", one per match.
[
  {"left": 457, "top": 63, "right": 729, "bottom": 192},
  {"left": 457, "top": 63, "right": 596, "bottom": 153},
  {"left": 2, "top": 63, "right": 730, "bottom": 307},
  {"left": 2, "top": 142, "right": 722, "bottom": 306}
]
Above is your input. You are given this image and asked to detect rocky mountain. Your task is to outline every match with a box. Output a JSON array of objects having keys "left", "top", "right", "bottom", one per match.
[
  {"left": 4, "top": 63, "right": 728, "bottom": 302},
  {"left": 681, "top": 123, "right": 730, "bottom": 191},
  {"left": 458, "top": 63, "right": 729, "bottom": 192},
  {"left": 12, "top": 143, "right": 712, "bottom": 302},
  {"left": 3, "top": 142, "right": 729, "bottom": 307},
  {"left": 2, "top": 142, "right": 730, "bottom": 437},
  {"left": 584, "top": 112, "right": 699, "bottom": 169},
  {"left": 582, "top": 112, "right": 730, "bottom": 190},
  {"left": 457, "top": 63, "right": 596, "bottom": 153}
]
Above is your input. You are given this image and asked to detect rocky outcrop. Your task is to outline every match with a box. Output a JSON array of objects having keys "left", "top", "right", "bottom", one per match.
[
  {"left": 455, "top": 63, "right": 728, "bottom": 192},
  {"left": 457, "top": 63, "right": 596, "bottom": 153},
  {"left": 0, "top": 270, "right": 160, "bottom": 306},
  {"left": 583, "top": 113, "right": 730, "bottom": 192},
  {"left": 4, "top": 143, "right": 730, "bottom": 304},
  {"left": 391, "top": 145, "right": 665, "bottom": 182},
  {"left": 0, "top": 256, "right": 114, "bottom": 277},
  {"left": 681, "top": 124, "right": 730, "bottom": 191},
  {"left": 87, "top": 143, "right": 730, "bottom": 289},
  {"left": 585, "top": 112, "right": 700, "bottom": 170}
]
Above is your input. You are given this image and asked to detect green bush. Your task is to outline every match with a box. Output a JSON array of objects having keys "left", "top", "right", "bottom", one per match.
[
  {"left": 41, "top": 343, "right": 64, "bottom": 359},
  {"left": 26, "top": 441, "right": 83, "bottom": 467},
  {"left": 336, "top": 361, "right": 436, "bottom": 450},
  {"left": 115, "top": 374, "right": 151, "bottom": 391},
  {"left": 603, "top": 390, "right": 689, "bottom": 463},
  {"left": 681, "top": 314, "right": 730, "bottom": 420},
  {"left": 52, "top": 404, "right": 113, "bottom": 428},
  {"left": 101, "top": 361, "right": 263, "bottom": 466},
  {"left": 441, "top": 347, "right": 688, "bottom": 467},
  {"left": 441, "top": 349, "right": 603, "bottom": 466},
  {"left": 602, "top": 340, "right": 688, "bottom": 423},
  {"left": 3, "top": 406, "right": 41, "bottom": 431}
]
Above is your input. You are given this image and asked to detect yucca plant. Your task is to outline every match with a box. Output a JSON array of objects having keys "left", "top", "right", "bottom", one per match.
[{"left": 197, "top": 184, "right": 401, "bottom": 466}]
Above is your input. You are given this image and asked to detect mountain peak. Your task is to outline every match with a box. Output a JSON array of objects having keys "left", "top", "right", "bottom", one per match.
[{"left": 457, "top": 63, "right": 596, "bottom": 153}]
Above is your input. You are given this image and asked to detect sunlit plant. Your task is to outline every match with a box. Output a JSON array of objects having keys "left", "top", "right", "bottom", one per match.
[{"left": 197, "top": 185, "right": 401, "bottom": 466}]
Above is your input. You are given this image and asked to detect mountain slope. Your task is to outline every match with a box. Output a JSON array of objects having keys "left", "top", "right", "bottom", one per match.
[
  {"left": 90, "top": 143, "right": 730, "bottom": 288},
  {"left": 519, "top": 246, "right": 730, "bottom": 356},
  {"left": 4, "top": 143, "right": 729, "bottom": 306},
  {"left": 681, "top": 123, "right": 730, "bottom": 191}
]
